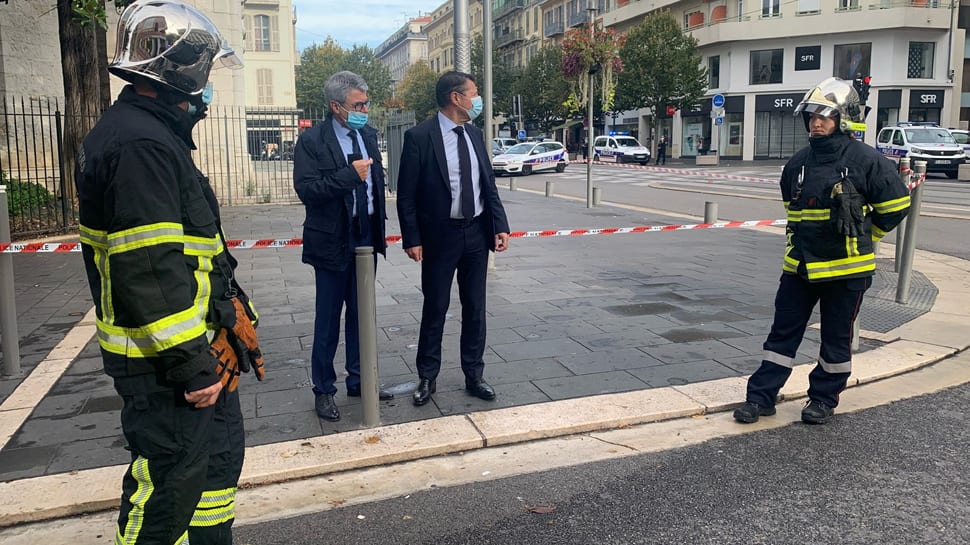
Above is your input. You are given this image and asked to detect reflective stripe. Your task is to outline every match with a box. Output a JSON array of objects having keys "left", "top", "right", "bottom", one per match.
[
  {"left": 98, "top": 305, "right": 209, "bottom": 358},
  {"left": 872, "top": 224, "right": 887, "bottom": 242},
  {"left": 107, "top": 223, "right": 184, "bottom": 255},
  {"left": 81, "top": 224, "right": 114, "bottom": 327},
  {"left": 804, "top": 253, "right": 875, "bottom": 280},
  {"left": 819, "top": 357, "right": 852, "bottom": 374},
  {"left": 782, "top": 255, "right": 799, "bottom": 273},
  {"left": 871, "top": 195, "right": 910, "bottom": 214},
  {"left": 844, "top": 236, "right": 860, "bottom": 257},
  {"left": 115, "top": 456, "right": 154, "bottom": 545},
  {"left": 763, "top": 350, "right": 794, "bottom": 368},
  {"left": 191, "top": 487, "right": 236, "bottom": 527},
  {"left": 173, "top": 531, "right": 189, "bottom": 545},
  {"left": 184, "top": 234, "right": 223, "bottom": 257},
  {"left": 787, "top": 208, "right": 830, "bottom": 222}
]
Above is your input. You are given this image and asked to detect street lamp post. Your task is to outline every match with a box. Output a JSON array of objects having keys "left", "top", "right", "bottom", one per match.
[{"left": 586, "top": 5, "right": 596, "bottom": 208}]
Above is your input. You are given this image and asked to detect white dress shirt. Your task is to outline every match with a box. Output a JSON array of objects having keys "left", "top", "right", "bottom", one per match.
[{"left": 437, "top": 112, "right": 483, "bottom": 219}]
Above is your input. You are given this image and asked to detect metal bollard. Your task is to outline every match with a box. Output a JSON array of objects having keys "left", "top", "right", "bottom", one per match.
[
  {"left": 509, "top": 177, "right": 516, "bottom": 191},
  {"left": 545, "top": 180, "right": 555, "bottom": 197},
  {"left": 704, "top": 201, "right": 718, "bottom": 224},
  {"left": 895, "top": 161, "right": 926, "bottom": 305},
  {"left": 354, "top": 246, "right": 380, "bottom": 427},
  {"left": 592, "top": 186, "right": 601, "bottom": 206},
  {"left": 894, "top": 157, "right": 910, "bottom": 272},
  {"left": 0, "top": 186, "right": 21, "bottom": 377}
]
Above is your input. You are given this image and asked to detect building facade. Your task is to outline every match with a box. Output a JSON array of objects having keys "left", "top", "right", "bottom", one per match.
[
  {"left": 426, "top": 0, "right": 484, "bottom": 73},
  {"left": 376, "top": 16, "right": 432, "bottom": 89}
]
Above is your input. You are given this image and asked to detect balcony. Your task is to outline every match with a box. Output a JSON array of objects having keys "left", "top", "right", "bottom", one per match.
[
  {"left": 495, "top": 28, "right": 525, "bottom": 48},
  {"left": 568, "top": 9, "right": 593, "bottom": 27},
  {"left": 494, "top": 0, "right": 526, "bottom": 21},
  {"left": 544, "top": 18, "right": 565, "bottom": 37}
]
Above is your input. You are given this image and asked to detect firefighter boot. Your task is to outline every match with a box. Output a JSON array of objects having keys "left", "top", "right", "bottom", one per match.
[
  {"left": 733, "top": 401, "right": 776, "bottom": 424},
  {"left": 801, "top": 399, "right": 834, "bottom": 424}
]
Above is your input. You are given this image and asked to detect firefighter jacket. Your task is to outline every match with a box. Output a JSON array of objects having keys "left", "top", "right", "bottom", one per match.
[
  {"left": 76, "top": 86, "right": 239, "bottom": 392},
  {"left": 781, "top": 131, "right": 910, "bottom": 282}
]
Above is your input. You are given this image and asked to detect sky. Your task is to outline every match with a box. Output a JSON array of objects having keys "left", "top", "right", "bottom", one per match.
[{"left": 292, "top": 1, "right": 445, "bottom": 52}]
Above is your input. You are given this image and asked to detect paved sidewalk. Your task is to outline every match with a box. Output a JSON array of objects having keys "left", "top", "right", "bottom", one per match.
[{"left": 1, "top": 185, "right": 964, "bottom": 528}]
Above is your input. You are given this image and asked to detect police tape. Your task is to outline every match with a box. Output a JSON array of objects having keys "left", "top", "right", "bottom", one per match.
[
  {"left": 0, "top": 218, "right": 789, "bottom": 253},
  {"left": 904, "top": 170, "right": 926, "bottom": 191}
]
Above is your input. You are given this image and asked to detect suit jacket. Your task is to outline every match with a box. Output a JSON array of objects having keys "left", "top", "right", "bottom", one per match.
[
  {"left": 293, "top": 117, "right": 387, "bottom": 271},
  {"left": 396, "top": 116, "right": 509, "bottom": 251}
]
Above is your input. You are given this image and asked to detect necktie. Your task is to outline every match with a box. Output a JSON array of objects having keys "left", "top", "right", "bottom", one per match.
[
  {"left": 453, "top": 125, "right": 475, "bottom": 220},
  {"left": 348, "top": 130, "right": 368, "bottom": 230}
]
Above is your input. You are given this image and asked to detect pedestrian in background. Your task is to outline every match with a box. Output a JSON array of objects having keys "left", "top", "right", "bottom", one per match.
[
  {"left": 293, "top": 71, "right": 393, "bottom": 422},
  {"left": 734, "top": 77, "right": 910, "bottom": 425},
  {"left": 656, "top": 136, "right": 667, "bottom": 165},
  {"left": 75, "top": 2, "right": 264, "bottom": 543},
  {"left": 397, "top": 71, "right": 511, "bottom": 407}
]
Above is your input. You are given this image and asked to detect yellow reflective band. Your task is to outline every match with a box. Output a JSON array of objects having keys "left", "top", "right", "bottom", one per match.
[
  {"left": 783, "top": 201, "right": 790, "bottom": 211},
  {"left": 80, "top": 224, "right": 108, "bottom": 248},
  {"left": 872, "top": 224, "right": 887, "bottom": 242},
  {"left": 191, "top": 487, "right": 236, "bottom": 527},
  {"left": 798, "top": 208, "right": 831, "bottom": 221},
  {"left": 844, "top": 235, "right": 860, "bottom": 257},
  {"left": 871, "top": 195, "right": 911, "bottom": 214},
  {"left": 173, "top": 531, "right": 189, "bottom": 545},
  {"left": 805, "top": 253, "right": 875, "bottom": 280},
  {"left": 97, "top": 305, "right": 208, "bottom": 358},
  {"left": 107, "top": 222, "right": 184, "bottom": 255},
  {"left": 184, "top": 234, "right": 223, "bottom": 257},
  {"left": 783, "top": 255, "right": 799, "bottom": 273},
  {"left": 81, "top": 224, "right": 115, "bottom": 327},
  {"left": 116, "top": 457, "right": 154, "bottom": 545}
]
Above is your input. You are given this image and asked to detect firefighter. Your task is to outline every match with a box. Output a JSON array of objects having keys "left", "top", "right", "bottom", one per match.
[
  {"left": 733, "top": 77, "right": 910, "bottom": 425},
  {"left": 75, "top": 2, "right": 263, "bottom": 543}
]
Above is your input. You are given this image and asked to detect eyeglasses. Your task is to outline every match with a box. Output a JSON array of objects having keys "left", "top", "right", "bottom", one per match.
[{"left": 340, "top": 100, "right": 371, "bottom": 113}]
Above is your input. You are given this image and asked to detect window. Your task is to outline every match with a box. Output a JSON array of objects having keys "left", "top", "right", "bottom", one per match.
[
  {"left": 908, "top": 42, "right": 935, "bottom": 79},
  {"left": 252, "top": 14, "right": 279, "bottom": 52},
  {"left": 796, "top": 0, "right": 819, "bottom": 14},
  {"left": 709, "top": 56, "right": 720, "bottom": 88},
  {"left": 877, "top": 129, "right": 892, "bottom": 144},
  {"left": 738, "top": 0, "right": 745, "bottom": 20},
  {"left": 750, "top": 49, "right": 783, "bottom": 84},
  {"left": 761, "top": 0, "right": 780, "bottom": 17},
  {"left": 257, "top": 68, "right": 273, "bottom": 105},
  {"left": 836, "top": 0, "right": 860, "bottom": 10},
  {"left": 832, "top": 43, "right": 871, "bottom": 80}
]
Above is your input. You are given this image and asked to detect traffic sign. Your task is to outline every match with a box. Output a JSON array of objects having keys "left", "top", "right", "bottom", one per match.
[
  {"left": 715, "top": 117, "right": 724, "bottom": 126},
  {"left": 517, "top": 129, "right": 527, "bottom": 140},
  {"left": 712, "top": 94, "right": 725, "bottom": 108}
]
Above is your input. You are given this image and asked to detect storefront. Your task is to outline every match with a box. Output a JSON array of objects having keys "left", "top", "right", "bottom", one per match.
[
  {"left": 876, "top": 89, "right": 900, "bottom": 133},
  {"left": 754, "top": 92, "right": 808, "bottom": 159},
  {"left": 680, "top": 96, "right": 744, "bottom": 158},
  {"left": 908, "top": 89, "right": 944, "bottom": 124}
]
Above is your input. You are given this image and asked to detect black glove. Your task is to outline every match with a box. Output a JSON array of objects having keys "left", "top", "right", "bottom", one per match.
[{"left": 830, "top": 180, "right": 866, "bottom": 237}]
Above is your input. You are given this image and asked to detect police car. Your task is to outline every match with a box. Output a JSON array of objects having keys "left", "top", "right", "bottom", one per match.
[
  {"left": 875, "top": 122, "right": 964, "bottom": 178},
  {"left": 947, "top": 128, "right": 970, "bottom": 158},
  {"left": 492, "top": 141, "right": 568, "bottom": 176},
  {"left": 593, "top": 135, "right": 651, "bottom": 165}
]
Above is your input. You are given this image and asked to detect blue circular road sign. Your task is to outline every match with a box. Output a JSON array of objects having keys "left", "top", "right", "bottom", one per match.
[
  {"left": 517, "top": 129, "right": 527, "bottom": 140},
  {"left": 712, "top": 94, "right": 725, "bottom": 108}
]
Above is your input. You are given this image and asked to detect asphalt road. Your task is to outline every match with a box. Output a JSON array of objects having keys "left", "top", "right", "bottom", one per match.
[{"left": 235, "top": 379, "right": 970, "bottom": 545}]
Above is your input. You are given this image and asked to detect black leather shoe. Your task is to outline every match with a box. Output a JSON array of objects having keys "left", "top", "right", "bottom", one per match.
[
  {"left": 465, "top": 380, "right": 496, "bottom": 401},
  {"left": 314, "top": 393, "right": 340, "bottom": 421},
  {"left": 347, "top": 387, "right": 394, "bottom": 401},
  {"left": 413, "top": 378, "right": 436, "bottom": 406}
]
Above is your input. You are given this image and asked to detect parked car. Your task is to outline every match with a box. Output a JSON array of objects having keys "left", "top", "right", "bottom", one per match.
[
  {"left": 876, "top": 122, "right": 964, "bottom": 178},
  {"left": 593, "top": 135, "right": 651, "bottom": 165},
  {"left": 493, "top": 137, "right": 518, "bottom": 150},
  {"left": 492, "top": 141, "right": 569, "bottom": 176},
  {"left": 491, "top": 140, "right": 504, "bottom": 156},
  {"left": 947, "top": 128, "right": 970, "bottom": 158}
]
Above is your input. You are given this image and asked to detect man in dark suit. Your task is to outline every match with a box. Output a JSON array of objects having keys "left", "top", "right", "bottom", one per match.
[
  {"left": 293, "top": 71, "right": 392, "bottom": 422},
  {"left": 397, "top": 71, "right": 511, "bottom": 407}
]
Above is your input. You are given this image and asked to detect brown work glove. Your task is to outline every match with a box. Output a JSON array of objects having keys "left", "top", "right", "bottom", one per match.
[
  {"left": 230, "top": 297, "right": 265, "bottom": 381},
  {"left": 210, "top": 328, "right": 241, "bottom": 392}
]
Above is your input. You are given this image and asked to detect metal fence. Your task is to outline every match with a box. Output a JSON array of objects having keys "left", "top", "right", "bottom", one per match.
[{"left": 1, "top": 97, "right": 418, "bottom": 239}]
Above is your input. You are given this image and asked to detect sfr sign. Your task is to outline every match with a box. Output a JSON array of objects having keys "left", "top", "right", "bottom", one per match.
[{"left": 910, "top": 89, "right": 944, "bottom": 108}]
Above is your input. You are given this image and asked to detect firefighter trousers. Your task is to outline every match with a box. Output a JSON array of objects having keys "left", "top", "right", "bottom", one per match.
[
  {"left": 113, "top": 378, "right": 244, "bottom": 545},
  {"left": 746, "top": 273, "right": 870, "bottom": 409}
]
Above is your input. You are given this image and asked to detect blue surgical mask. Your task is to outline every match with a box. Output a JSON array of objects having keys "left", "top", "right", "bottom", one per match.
[
  {"left": 346, "top": 111, "right": 368, "bottom": 130},
  {"left": 187, "top": 82, "right": 214, "bottom": 116},
  {"left": 465, "top": 96, "right": 483, "bottom": 121}
]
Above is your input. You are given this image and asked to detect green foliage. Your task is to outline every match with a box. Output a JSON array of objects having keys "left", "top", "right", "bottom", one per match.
[
  {"left": 3, "top": 173, "right": 54, "bottom": 217},
  {"left": 514, "top": 46, "right": 571, "bottom": 133},
  {"left": 470, "top": 33, "right": 519, "bottom": 118},
  {"left": 614, "top": 11, "right": 708, "bottom": 115},
  {"left": 71, "top": 0, "right": 107, "bottom": 28},
  {"left": 397, "top": 60, "right": 439, "bottom": 121},
  {"left": 295, "top": 38, "right": 393, "bottom": 112}
]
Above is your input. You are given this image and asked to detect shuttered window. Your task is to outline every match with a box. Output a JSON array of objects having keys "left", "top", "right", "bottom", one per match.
[{"left": 257, "top": 68, "right": 274, "bottom": 105}]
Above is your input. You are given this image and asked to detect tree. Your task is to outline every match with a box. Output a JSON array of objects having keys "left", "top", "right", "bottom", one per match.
[
  {"left": 343, "top": 45, "right": 393, "bottom": 107},
  {"left": 397, "top": 60, "right": 438, "bottom": 121},
  {"left": 469, "top": 34, "right": 518, "bottom": 118},
  {"left": 514, "top": 46, "right": 570, "bottom": 134},
  {"left": 296, "top": 38, "right": 348, "bottom": 112},
  {"left": 614, "top": 11, "right": 708, "bottom": 117}
]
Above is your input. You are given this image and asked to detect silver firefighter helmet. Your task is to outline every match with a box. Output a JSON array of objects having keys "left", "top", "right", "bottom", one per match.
[
  {"left": 794, "top": 77, "right": 865, "bottom": 133},
  {"left": 109, "top": 0, "right": 242, "bottom": 97}
]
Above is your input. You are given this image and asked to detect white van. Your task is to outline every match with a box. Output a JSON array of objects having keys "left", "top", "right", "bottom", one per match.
[
  {"left": 875, "top": 122, "right": 964, "bottom": 178},
  {"left": 593, "top": 135, "right": 651, "bottom": 165}
]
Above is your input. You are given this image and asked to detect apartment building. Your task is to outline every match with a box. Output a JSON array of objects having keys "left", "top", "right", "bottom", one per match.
[
  {"left": 598, "top": 0, "right": 963, "bottom": 160},
  {"left": 426, "top": 0, "right": 484, "bottom": 73},
  {"left": 376, "top": 16, "right": 433, "bottom": 88},
  {"left": 493, "top": 0, "right": 544, "bottom": 70}
]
